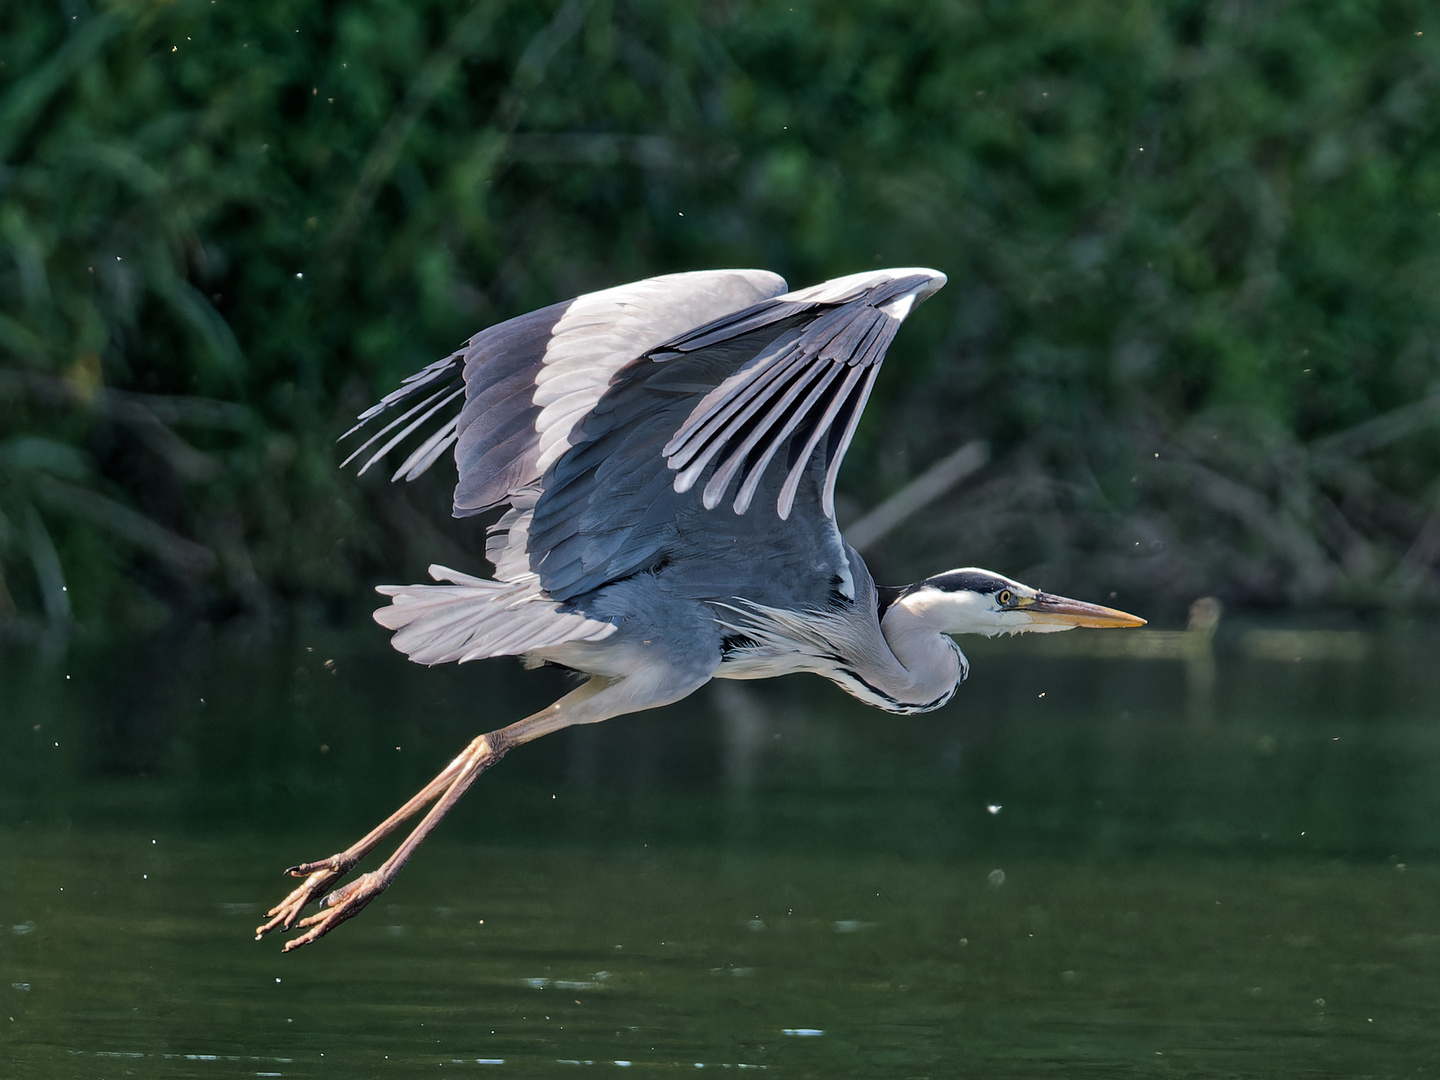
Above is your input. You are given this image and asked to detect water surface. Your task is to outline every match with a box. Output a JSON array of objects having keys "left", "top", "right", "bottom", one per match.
[{"left": 2, "top": 623, "right": 1438, "bottom": 1077}]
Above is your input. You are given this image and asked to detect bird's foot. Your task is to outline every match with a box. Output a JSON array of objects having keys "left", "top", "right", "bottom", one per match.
[
  {"left": 278, "top": 871, "right": 390, "bottom": 952},
  {"left": 254, "top": 855, "right": 357, "bottom": 944}
]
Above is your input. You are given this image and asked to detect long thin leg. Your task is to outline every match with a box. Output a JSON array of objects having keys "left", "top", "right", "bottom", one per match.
[
  {"left": 255, "top": 673, "right": 676, "bottom": 951},
  {"left": 252, "top": 735, "right": 492, "bottom": 942}
]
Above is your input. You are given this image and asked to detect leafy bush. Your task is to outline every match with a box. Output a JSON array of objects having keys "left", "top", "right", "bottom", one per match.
[{"left": 2, "top": 0, "right": 1438, "bottom": 634}]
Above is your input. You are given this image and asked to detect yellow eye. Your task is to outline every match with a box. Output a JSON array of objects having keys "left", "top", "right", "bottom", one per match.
[{"left": 997, "top": 589, "right": 1014, "bottom": 606}]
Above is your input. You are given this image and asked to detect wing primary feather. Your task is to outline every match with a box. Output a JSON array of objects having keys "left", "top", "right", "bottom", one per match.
[
  {"left": 846, "top": 311, "right": 893, "bottom": 367},
  {"left": 673, "top": 347, "right": 811, "bottom": 494},
  {"left": 662, "top": 292, "right": 909, "bottom": 520},
  {"left": 810, "top": 306, "right": 876, "bottom": 364},
  {"left": 341, "top": 379, "right": 459, "bottom": 467},
  {"left": 343, "top": 383, "right": 465, "bottom": 474},
  {"left": 776, "top": 364, "right": 867, "bottom": 520},
  {"left": 665, "top": 344, "right": 805, "bottom": 473},
  {"left": 820, "top": 363, "right": 881, "bottom": 518},
  {"left": 662, "top": 310, "right": 849, "bottom": 461},
  {"left": 343, "top": 355, "right": 463, "bottom": 435},
  {"left": 701, "top": 358, "right": 835, "bottom": 511},
  {"left": 348, "top": 385, "right": 466, "bottom": 476},
  {"left": 393, "top": 415, "right": 461, "bottom": 481},
  {"left": 729, "top": 362, "right": 845, "bottom": 514}
]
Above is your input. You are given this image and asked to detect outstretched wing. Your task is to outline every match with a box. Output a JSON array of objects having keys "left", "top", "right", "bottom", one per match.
[
  {"left": 343, "top": 269, "right": 789, "bottom": 515},
  {"left": 527, "top": 268, "right": 946, "bottom": 601},
  {"left": 346, "top": 267, "right": 945, "bottom": 609}
]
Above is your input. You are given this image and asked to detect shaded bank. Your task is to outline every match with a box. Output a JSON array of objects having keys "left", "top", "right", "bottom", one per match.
[{"left": 2, "top": 0, "right": 1439, "bottom": 637}]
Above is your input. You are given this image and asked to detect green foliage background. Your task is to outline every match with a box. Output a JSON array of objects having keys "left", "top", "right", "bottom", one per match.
[{"left": 2, "top": 0, "right": 1439, "bottom": 635}]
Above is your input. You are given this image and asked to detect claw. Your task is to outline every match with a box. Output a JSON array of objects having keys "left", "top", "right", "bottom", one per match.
[
  {"left": 279, "top": 871, "right": 388, "bottom": 952},
  {"left": 254, "top": 857, "right": 354, "bottom": 941}
]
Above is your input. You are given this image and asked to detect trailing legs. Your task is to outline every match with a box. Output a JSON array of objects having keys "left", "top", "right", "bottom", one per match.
[{"left": 255, "top": 677, "right": 609, "bottom": 951}]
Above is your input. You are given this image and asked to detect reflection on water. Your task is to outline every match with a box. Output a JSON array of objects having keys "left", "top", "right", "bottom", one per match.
[{"left": 2, "top": 622, "right": 1439, "bottom": 1077}]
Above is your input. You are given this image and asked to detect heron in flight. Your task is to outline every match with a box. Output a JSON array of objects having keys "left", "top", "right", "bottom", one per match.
[{"left": 256, "top": 268, "right": 1143, "bottom": 950}]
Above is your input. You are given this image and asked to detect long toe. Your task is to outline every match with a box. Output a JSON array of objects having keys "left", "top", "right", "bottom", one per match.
[
  {"left": 281, "top": 871, "right": 389, "bottom": 951},
  {"left": 254, "top": 862, "right": 348, "bottom": 940}
]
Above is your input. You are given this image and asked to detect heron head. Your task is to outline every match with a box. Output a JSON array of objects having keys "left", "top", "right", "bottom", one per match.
[{"left": 886, "top": 568, "right": 1145, "bottom": 638}]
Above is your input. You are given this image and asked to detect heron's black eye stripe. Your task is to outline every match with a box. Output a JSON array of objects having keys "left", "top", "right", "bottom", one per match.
[{"left": 913, "top": 570, "right": 1009, "bottom": 595}]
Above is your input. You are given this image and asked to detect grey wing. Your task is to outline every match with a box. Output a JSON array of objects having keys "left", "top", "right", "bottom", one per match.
[
  {"left": 528, "top": 268, "right": 946, "bottom": 603},
  {"left": 347, "top": 269, "right": 790, "bottom": 666},
  {"left": 343, "top": 268, "right": 789, "bottom": 524}
]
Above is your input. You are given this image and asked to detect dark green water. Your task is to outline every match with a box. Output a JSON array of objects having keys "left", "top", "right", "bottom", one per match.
[{"left": 2, "top": 624, "right": 1438, "bottom": 1077}]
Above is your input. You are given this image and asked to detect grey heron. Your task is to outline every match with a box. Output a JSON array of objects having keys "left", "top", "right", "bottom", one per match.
[{"left": 256, "top": 267, "right": 1143, "bottom": 950}]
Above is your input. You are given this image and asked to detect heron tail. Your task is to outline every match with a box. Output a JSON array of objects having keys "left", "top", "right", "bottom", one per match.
[{"left": 374, "top": 565, "right": 616, "bottom": 666}]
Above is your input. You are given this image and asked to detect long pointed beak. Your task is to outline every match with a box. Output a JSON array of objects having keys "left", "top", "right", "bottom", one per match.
[{"left": 1024, "top": 593, "right": 1146, "bottom": 629}]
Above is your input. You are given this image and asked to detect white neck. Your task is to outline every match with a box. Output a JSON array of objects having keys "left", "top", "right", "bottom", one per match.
[{"left": 871, "top": 600, "right": 969, "bottom": 711}]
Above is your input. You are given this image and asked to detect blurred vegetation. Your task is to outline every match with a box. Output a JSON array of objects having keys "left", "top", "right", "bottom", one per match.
[{"left": 2, "top": 0, "right": 1440, "bottom": 639}]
